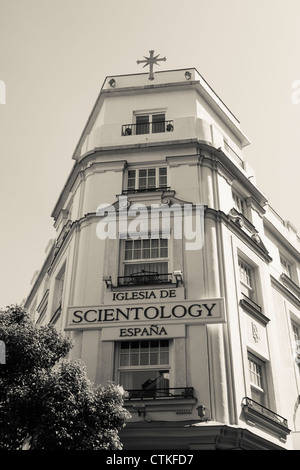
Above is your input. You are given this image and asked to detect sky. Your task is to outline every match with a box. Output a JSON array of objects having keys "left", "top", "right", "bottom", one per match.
[{"left": 1, "top": 0, "right": 300, "bottom": 308}]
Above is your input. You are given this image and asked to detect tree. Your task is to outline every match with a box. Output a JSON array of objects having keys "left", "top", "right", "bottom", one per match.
[{"left": 0, "top": 305, "right": 130, "bottom": 450}]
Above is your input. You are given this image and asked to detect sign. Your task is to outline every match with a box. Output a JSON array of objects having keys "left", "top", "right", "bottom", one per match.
[
  {"left": 102, "top": 324, "right": 186, "bottom": 341},
  {"left": 67, "top": 298, "right": 225, "bottom": 329},
  {"left": 103, "top": 286, "right": 185, "bottom": 304}
]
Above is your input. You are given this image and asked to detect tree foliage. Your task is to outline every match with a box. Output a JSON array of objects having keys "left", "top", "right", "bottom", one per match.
[{"left": 0, "top": 305, "right": 130, "bottom": 450}]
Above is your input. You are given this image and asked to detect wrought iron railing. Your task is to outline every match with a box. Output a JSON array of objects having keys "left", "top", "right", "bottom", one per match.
[
  {"left": 122, "top": 186, "right": 170, "bottom": 195},
  {"left": 242, "top": 397, "right": 289, "bottom": 427},
  {"left": 125, "top": 387, "right": 194, "bottom": 400},
  {"left": 118, "top": 271, "right": 173, "bottom": 286},
  {"left": 122, "top": 120, "right": 174, "bottom": 136}
]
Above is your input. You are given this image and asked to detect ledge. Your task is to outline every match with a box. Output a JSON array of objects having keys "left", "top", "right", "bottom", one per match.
[
  {"left": 280, "top": 273, "right": 300, "bottom": 298},
  {"left": 239, "top": 296, "right": 270, "bottom": 325}
]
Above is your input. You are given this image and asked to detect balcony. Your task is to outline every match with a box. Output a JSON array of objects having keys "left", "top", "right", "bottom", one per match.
[
  {"left": 122, "top": 120, "right": 174, "bottom": 136},
  {"left": 118, "top": 270, "right": 173, "bottom": 287},
  {"left": 125, "top": 387, "right": 194, "bottom": 400},
  {"left": 242, "top": 397, "right": 290, "bottom": 441}
]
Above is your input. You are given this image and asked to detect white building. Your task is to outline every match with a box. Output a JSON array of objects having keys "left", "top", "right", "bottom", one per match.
[{"left": 25, "top": 56, "right": 300, "bottom": 450}]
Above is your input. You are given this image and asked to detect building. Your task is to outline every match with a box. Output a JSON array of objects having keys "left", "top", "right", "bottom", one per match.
[{"left": 25, "top": 53, "right": 300, "bottom": 450}]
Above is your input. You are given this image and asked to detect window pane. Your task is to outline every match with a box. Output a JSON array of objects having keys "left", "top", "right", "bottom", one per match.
[
  {"left": 125, "top": 240, "right": 133, "bottom": 260},
  {"left": 130, "top": 354, "right": 139, "bottom": 366},
  {"left": 120, "top": 354, "right": 129, "bottom": 366},
  {"left": 152, "top": 114, "right": 165, "bottom": 133},
  {"left": 159, "top": 167, "right": 167, "bottom": 187},
  {"left": 140, "top": 352, "right": 149, "bottom": 365},
  {"left": 160, "top": 352, "right": 169, "bottom": 364},
  {"left": 143, "top": 240, "right": 150, "bottom": 249},
  {"left": 150, "top": 353, "right": 159, "bottom": 365},
  {"left": 239, "top": 260, "right": 252, "bottom": 288},
  {"left": 152, "top": 114, "right": 165, "bottom": 122},
  {"left": 139, "top": 177, "right": 147, "bottom": 189},
  {"left": 136, "top": 115, "right": 149, "bottom": 135},
  {"left": 119, "top": 340, "right": 169, "bottom": 367},
  {"left": 251, "top": 387, "right": 265, "bottom": 405},
  {"left": 148, "top": 177, "right": 156, "bottom": 188}
]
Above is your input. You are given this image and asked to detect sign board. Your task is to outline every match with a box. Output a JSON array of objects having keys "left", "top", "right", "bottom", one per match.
[
  {"left": 101, "top": 323, "right": 186, "bottom": 341},
  {"left": 66, "top": 298, "right": 225, "bottom": 330}
]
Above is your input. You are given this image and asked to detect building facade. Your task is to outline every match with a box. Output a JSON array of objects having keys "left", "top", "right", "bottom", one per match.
[{"left": 25, "top": 62, "right": 300, "bottom": 450}]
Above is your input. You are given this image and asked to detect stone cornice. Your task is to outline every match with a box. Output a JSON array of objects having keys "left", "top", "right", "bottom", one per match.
[{"left": 205, "top": 208, "right": 272, "bottom": 263}]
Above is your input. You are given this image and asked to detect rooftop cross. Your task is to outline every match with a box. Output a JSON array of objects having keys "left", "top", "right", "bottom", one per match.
[{"left": 137, "top": 50, "right": 166, "bottom": 80}]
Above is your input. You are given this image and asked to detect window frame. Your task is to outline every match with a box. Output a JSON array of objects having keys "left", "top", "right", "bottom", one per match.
[
  {"left": 135, "top": 111, "right": 166, "bottom": 135},
  {"left": 248, "top": 353, "right": 267, "bottom": 407},
  {"left": 280, "top": 253, "right": 293, "bottom": 279},
  {"left": 119, "top": 237, "right": 171, "bottom": 285},
  {"left": 238, "top": 257, "right": 256, "bottom": 302},
  {"left": 126, "top": 166, "right": 168, "bottom": 192},
  {"left": 116, "top": 339, "right": 172, "bottom": 393},
  {"left": 232, "top": 189, "right": 247, "bottom": 217},
  {"left": 291, "top": 320, "right": 300, "bottom": 369}
]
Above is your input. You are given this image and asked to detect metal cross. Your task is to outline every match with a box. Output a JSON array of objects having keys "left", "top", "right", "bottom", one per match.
[{"left": 137, "top": 50, "right": 167, "bottom": 80}]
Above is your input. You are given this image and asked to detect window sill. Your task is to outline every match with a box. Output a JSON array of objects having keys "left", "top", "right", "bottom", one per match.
[{"left": 242, "top": 397, "right": 291, "bottom": 442}]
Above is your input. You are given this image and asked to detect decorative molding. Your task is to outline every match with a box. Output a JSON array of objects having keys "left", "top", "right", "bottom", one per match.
[
  {"left": 205, "top": 208, "right": 272, "bottom": 263},
  {"left": 166, "top": 154, "right": 199, "bottom": 167}
]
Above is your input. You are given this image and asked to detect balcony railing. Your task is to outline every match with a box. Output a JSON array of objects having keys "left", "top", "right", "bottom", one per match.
[
  {"left": 122, "top": 120, "right": 174, "bottom": 136},
  {"left": 125, "top": 387, "right": 194, "bottom": 400},
  {"left": 242, "top": 397, "right": 289, "bottom": 428},
  {"left": 122, "top": 186, "right": 170, "bottom": 195},
  {"left": 118, "top": 270, "right": 173, "bottom": 286}
]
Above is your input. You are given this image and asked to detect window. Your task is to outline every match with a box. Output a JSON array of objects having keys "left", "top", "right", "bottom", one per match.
[
  {"left": 280, "top": 255, "right": 292, "bottom": 278},
  {"left": 36, "top": 289, "right": 49, "bottom": 325},
  {"left": 118, "top": 340, "right": 170, "bottom": 396},
  {"left": 120, "top": 238, "right": 170, "bottom": 285},
  {"left": 136, "top": 113, "right": 165, "bottom": 135},
  {"left": 232, "top": 190, "right": 246, "bottom": 216},
  {"left": 126, "top": 167, "right": 167, "bottom": 192},
  {"left": 238, "top": 258, "right": 255, "bottom": 300},
  {"left": 51, "top": 270, "right": 65, "bottom": 324},
  {"left": 292, "top": 322, "right": 300, "bottom": 368},
  {"left": 248, "top": 354, "right": 266, "bottom": 406}
]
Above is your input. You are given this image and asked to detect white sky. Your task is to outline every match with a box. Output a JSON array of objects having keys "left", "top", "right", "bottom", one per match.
[{"left": 1, "top": 0, "right": 300, "bottom": 308}]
